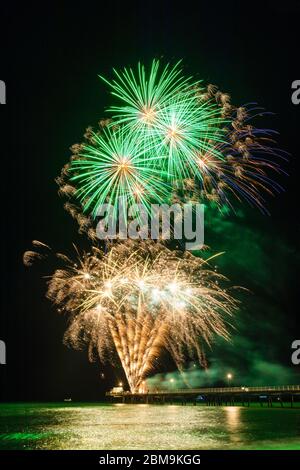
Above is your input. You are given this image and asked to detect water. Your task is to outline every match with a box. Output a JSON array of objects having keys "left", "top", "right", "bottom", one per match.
[{"left": 0, "top": 403, "right": 300, "bottom": 450}]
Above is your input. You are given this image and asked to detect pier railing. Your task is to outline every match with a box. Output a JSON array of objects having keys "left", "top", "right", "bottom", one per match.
[{"left": 106, "top": 384, "right": 300, "bottom": 397}]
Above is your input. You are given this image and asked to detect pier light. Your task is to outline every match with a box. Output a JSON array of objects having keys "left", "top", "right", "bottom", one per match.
[{"left": 226, "top": 373, "right": 233, "bottom": 386}]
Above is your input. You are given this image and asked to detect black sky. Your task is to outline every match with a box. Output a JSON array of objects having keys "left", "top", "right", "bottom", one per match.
[{"left": 0, "top": 1, "right": 299, "bottom": 400}]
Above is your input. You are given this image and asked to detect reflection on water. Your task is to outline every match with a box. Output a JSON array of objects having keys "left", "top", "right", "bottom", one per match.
[
  {"left": 225, "top": 406, "right": 241, "bottom": 430},
  {"left": 0, "top": 403, "right": 300, "bottom": 450}
]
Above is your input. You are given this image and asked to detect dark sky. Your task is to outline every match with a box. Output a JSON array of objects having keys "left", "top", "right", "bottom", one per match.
[{"left": 0, "top": 1, "right": 299, "bottom": 400}]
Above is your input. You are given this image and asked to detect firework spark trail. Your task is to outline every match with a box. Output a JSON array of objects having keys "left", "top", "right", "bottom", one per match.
[
  {"left": 24, "top": 60, "right": 286, "bottom": 392},
  {"left": 24, "top": 240, "right": 238, "bottom": 392},
  {"left": 99, "top": 60, "right": 196, "bottom": 132},
  {"left": 101, "top": 60, "right": 226, "bottom": 181},
  {"left": 69, "top": 125, "right": 171, "bottom": 219},
  {"left": 56, "top": 60, "right": 286, "bottom": 239}
]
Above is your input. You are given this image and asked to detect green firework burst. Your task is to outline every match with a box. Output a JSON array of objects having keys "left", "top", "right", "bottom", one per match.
[
  {"left": 70, "top": 126, "right": 170, "bottom": 218},
  {"left": 101, "top": 59, "right": 227, "bottom": 182},
  {"left": 100, "top": 59, "right": 193, "bottom": 132},
  {"left": 149, "top": 93, "right": 227, "bottom": 181}
]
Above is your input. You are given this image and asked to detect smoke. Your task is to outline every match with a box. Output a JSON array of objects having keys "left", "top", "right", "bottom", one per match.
[
  {"left": 147, "top": 204, "right": 300, "bottom": 389},
  {"left": 147, "top": 358, "right": 300, "bottom": 390}
]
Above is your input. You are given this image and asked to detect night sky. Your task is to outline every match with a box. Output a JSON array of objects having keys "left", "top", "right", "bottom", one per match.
[{"left": 0, "top": 1, "right": 299, "bottom": 400}]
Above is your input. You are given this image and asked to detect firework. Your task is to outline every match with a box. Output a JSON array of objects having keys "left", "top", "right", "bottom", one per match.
[
  {"left": 101, "top": 60, "right": 227, "bottom": 181},
  {"left": 69, "top": 126, "right": 171, "bottom": 218},
  {"left": 57, "top": 61, "right": 285, "bottom": 230},
  {"left": 170, "top": 97, "right": 286, "bottom": 213},
  {"left": 100, "top": 59, "right": 194, "bottom": 132},
  {"left": 25, "top": 61, "right": 286, "bottom": 392},
  {"left": 149, "top": 92, "right": 226, "bottom": 181},
  {"left": 25, "top": 240, "right": 237, "bottom": 393}
]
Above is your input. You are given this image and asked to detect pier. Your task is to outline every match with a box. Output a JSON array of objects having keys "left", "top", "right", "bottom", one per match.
[{"left": 106, "top": 385, "right": 300, "bottom": 407}]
